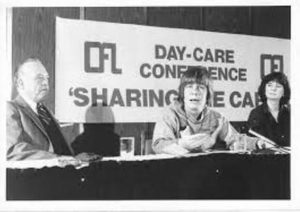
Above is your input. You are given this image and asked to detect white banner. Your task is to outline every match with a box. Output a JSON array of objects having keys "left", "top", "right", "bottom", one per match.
[{"left": 55, "top": 17, "right": 290, "bottom": 123}]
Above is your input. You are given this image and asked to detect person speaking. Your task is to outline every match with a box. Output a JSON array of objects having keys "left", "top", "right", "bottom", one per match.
[{"left": 152, "top": 66, "right": 264, "bottom": 155}]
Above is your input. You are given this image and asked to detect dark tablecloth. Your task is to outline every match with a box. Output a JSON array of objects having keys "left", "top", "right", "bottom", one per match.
[{"left": 6, "top": 152, "right": 290, "bottom": 200}]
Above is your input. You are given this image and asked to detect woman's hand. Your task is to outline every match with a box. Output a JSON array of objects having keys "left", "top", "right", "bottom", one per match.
[
  {"left": 200, "top": 117, "right": 225, "bottom": 151},
  {"left": 211, "top": 118, "right": 225, "bottom": 140},
  {"left": 256, "top": 139, "right": 275, "bottom": 149},
  {"left": 179, "top": 133, "right": 211, "bottom": 151},
  {"left": 179, "top": 118, "right": 225, "bottom": 152},
  {"left": 161, "top": 143, "right": 189, "bottom": 156}
]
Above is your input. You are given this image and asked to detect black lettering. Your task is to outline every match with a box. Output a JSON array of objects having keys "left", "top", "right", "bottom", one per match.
[
  {"left": 74, "top": 87, "right": 89, "bottom": 106},
  {"left": 177, "top": 65, "right": 187, "bottom": 78},
  {"left": 230, "top": 91, "right": 242, "bottom": 108},
  {"left": 167, "top": 46, "right": 177, "bottom": 60},
  {"left": 228, "top": 68, "right": 238, "bottom": 81},
  {"left": 204, "top": 49, "right": 214, "bottom": 62},
  {"left": 149, "top": 90, "right": 164, "bottom": 107},
  {"left": 152, "top": 64, "right": 164, "bottom": 78},
  {"left": 213, "top": 91, "right": 225, "bottom": 107},
  {"left": 193, "top": 48, "right": 203, "bottom": 61},
  {"left": 91, "top": 88, "right": 107, "bottom": 106},
  {"left": 84, "top": 42, "right": 103, "bottom": 73},
  {"left": 165, "top": 90, "right": 178, "bottom": 105},
  {"left": 155, "top": 45, "right": 166, "bottom": 59},
  {"left": 239, "top": 68, "right": 247, "bottom": 81},
  {"left": 165, "top": 64, "right": 176, "bottom": 78},
  {"left": 176, "top": 46, "right": 186, "bottom": 60},
  {"left": 84, "top": 41, "right": 122, "bottom": 74},
  {"left": 142, "top": 89, "right": 148, "bottom": 107},
  {"left": 126, "top": 89, "right": 142, "bottom": 106},
  {"left": 242, "top": 92, "right": 254, "bottom": 107},
  {"left": 219, "top": 68, "right": 228, "bottom": 81},
  {"left": 101, "top": 43, "right": 122, "bottom": 74},
  {"left": 140, "top": 63, "right": 151, "bottom": 78},
  {"left": 208, "top": 67, "right": 218, "bottom": 80},
  {"left": 215, "top": 49, "right": 225, "bottom": 63},
  {"left": 109, "top": 89, "right": 125, "bottom": 106},
  {"left": 226, "top": 50, "right": 235, "bottom": 63}
]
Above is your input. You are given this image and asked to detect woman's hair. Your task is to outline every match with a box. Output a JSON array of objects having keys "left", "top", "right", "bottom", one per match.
[
  {"left": 178, "top": 66, "right": 213, "bottom": 106},
  {"left": 258, "top": 72, "right": 290, "bottom": 106}
]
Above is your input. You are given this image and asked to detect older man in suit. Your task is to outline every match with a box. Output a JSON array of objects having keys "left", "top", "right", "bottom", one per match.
[{"left": 7, "top": 58, "right": 100, "bottom": 161}]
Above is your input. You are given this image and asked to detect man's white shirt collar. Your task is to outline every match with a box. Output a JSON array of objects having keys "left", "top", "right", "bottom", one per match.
[{"left": 20, "top": 93, "right": 38, "bottom": 114}]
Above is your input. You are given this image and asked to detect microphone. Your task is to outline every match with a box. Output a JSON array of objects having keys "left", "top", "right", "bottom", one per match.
[{"left": 248, "top": 129, "right": 290, "bottom": 154}]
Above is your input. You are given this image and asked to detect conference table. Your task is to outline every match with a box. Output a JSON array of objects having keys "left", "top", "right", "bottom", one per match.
[{"left": 6, "top": 150, "right": 290, "bottom": 200}]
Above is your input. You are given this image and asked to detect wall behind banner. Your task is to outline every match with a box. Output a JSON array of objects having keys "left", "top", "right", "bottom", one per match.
[{"left": 11, "top": 6, "right": 290, "bottom": 156}]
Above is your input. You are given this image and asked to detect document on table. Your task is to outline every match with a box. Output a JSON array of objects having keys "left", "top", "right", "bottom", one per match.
[
  {"left": 6, "top": 156, "right": 89, "bottom": 169},
  {"left": 102, "top": 149, "right": 251, "bottom": 162}
]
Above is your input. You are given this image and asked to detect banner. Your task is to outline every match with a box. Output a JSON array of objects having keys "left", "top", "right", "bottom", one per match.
[{"left": 55, "top": 17, "right": 290, "bottom": 123}]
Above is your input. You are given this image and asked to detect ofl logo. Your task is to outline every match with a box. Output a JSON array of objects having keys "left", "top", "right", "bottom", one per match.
[
  {"left": 260, "top": 54, "right": 283, "bottom": 79},
  {"left": 84, "top": 41, "right": 122, "bottom": 74}
]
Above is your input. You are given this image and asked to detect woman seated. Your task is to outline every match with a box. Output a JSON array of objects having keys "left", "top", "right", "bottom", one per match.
[
  {"left": 247, "top": 72, "right": 290, "bottom": 147},
  {"left": 152, "top": 66, "right": 261, "bottom": 155}
]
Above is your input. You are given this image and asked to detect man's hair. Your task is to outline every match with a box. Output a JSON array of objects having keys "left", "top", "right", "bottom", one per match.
[
  {"left": 178, "top": 66, "right": 213, "bottom": 106},
  {"left": 258, "top": 72, "right": 290, "bottom": 106},
  {"left": 14, "top": 58, "right": 42, "bottom": 88}
]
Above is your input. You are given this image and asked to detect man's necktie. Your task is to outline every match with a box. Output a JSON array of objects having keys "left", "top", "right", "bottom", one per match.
[
  {"left": 37, "top": 103, "right": 51, "bottom": 125},
  {"left": 37, "top": 103, "right": 72, "bottom": 155}
]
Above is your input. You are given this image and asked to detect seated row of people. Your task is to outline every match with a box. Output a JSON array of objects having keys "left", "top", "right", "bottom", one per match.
[
  {"left": 152, "top": 66, "right": 290, "bottom": 155},
  {"left": 6, "top": 58, "right": 290, "bottom": 161}
]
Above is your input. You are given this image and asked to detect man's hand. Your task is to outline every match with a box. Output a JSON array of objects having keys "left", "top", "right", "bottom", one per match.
[{"left": 75, "top": 152, "right": 102, "bottom": 162}]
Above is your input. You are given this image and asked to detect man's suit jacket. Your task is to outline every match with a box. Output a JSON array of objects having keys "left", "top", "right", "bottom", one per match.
[{"left": 6, "top": 95, "right": 74, "bottom": 160}]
